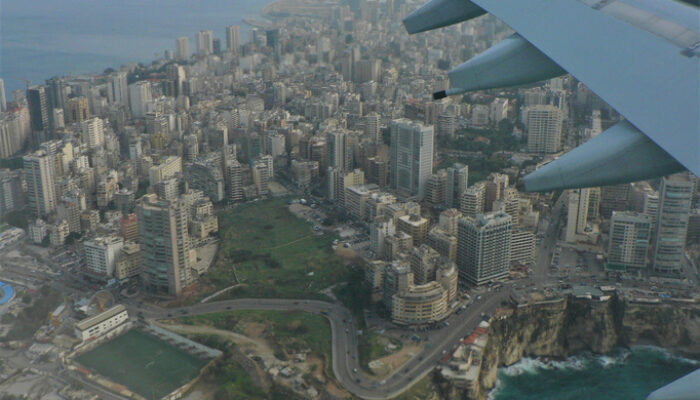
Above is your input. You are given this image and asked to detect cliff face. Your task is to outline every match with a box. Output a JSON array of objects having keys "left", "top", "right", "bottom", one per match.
[{"left": 462, "top": 296, "right": 700, "bottom": 400}]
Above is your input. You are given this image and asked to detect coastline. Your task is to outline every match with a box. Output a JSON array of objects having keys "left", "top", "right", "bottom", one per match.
[
  {"left": 487, "top": 345, "right": 700, "bottom": 400},
  {"left": 436, "top": 294, "right": 700, "bottom": 400},
  {"left": 1, "top": 0, "right": 277, "bottom": 94}
]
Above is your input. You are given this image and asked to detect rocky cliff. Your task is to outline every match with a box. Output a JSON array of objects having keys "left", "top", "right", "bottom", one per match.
[{"left": 440, "top": 295, "right": 700, "bottom": 400}]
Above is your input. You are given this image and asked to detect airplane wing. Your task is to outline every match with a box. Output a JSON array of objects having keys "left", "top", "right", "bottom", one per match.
[{"left": 404, "top": 0, "right": 699, "bottom": 192}]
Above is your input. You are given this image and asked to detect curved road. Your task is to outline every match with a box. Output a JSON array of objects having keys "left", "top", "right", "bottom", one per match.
[{"left": 128, "top": 291, "right": 508, "bottom": 399}]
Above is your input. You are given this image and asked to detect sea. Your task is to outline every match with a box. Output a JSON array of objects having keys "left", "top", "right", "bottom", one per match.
[
  {"left": 490, "top": 346, "right": 700, "bottom": 400},
  {"left": 0, "top": 0, "right": 275, "bottom": 95}
]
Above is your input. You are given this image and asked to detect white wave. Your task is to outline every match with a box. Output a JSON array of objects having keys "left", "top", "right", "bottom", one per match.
[
  {"left": 597, "top": 348, "right": 631, "bottom": 368},
  {"left": 486, "top": 375, "right": 504, "bottom": 400},
  {"left": 500, "top": 357, "right": 550, "bottom": 376},
  {"left": 632, "top": 345, "right": 700, "bottom": 366}
]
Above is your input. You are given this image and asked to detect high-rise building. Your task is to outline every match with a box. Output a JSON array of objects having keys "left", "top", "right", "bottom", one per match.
[
  {"left": 225, "top": 157, "right": 243, "bottom": 203},
  {"left": 27, "top": 85, "right": 49, "bottom": 133},
  {"left": 0, "top": 78, "right": 6, "bottom": 113},
  {"left": 383, "top": 261, "right": 413, "bottom": 309},
  {"left": 57, "top": 195, "right": 82, "bottom": 233},
  {"left": 114, "top": 242, "right": 142, "bottom": 282},
  {"left": 510, "top": 230, "right": 535, "bottom": 265},
  {"left": 252, "top": 160, "right": 269, "bottom": 196},
  {"left": 84, "top": 236, "right": 124, "bottom": 278},
  {"left": 457, "top": 212, "right": 512, "bottom": 286},
  {"left": 485, "top": 173, "right": 509, "bottom": 211},
  {"left": 45, "top": 77, "right": 68, "bottom": 115},
  {"left": 354, "top": 59, "right": 381, "bottom": 83},
  {"left": 148, "top": 156, "right": 182, "bottom": 186},
  {"left": 600, "top": 183, "right": 631, "bottom": 217},
  {"left": 120, "top": 213, "right": 139, "bottom": 242},
  {"left": 397, "top": 213, "right": 430, "bottom": 246},
  {"left": 607, "top": 211, "right": 651, "bottom": 273},
  {"left": 328, "top": 167, "right": 364, "bottom": 206},
  {"left": 81, "top": 118, "right": 105, "bottom": 149},
  {"left": 370, "top": 216, "right": 395, "bottom": 259},
  {"left": 390, "top": 119, "right": 434, "bottom": 199},
  {"left": 23, "top": 150, "right": 57, "bottom": 217},
  {"left": 410, "top": 244, "right": 441, "bottom": 285},
  {"left": 0, "top": 116, "right": 23, "bottom": 159},
  {"left": 0, "top": 169, "right": 24, "bottom": 216},
  {"left": 365, "top": 112, "right": 381, "bottom": 142},
  {"left": 128, "top": 81, "right": 152, "bottom": 119},
  {"left": 565, "top": 188, "right": 591, "bottom": 243},
  {"left": 137, "top": 195, "right": 193, "bottom": 296},
  {"left": 425, "top": 170, "right": 447, "bottom": 207},
  {"left": 107, "top": 72, "right": 129, "bottom": 107},
  {"left": 176, "top": 36, "right": 190, "bottom": 60},
  {"left": 226, "top": 25, "right": 240, "bottom": 53},
  {"left": 65, "top": 96, "right": 90, "bottom": 124},
  {"left": 446, "top": 164, "right": 468, "bottom": 209},
  {"left": 526, "top": 105, "right": 562, "bottom": 154},
  {"left": 653, "top": 176, "right": 693, "bottom": 274},
  {"left": 327, "top": 131, "right": 351, "bottom": 170},
  {"left": 437, "top": 112, "right": 456, "bottom": 137},
  {"left": 460, "top": 182, "right": 486, "bottom": 218},
  {"left": 196, "top": 30, "right": 214, "bottom": 56}
]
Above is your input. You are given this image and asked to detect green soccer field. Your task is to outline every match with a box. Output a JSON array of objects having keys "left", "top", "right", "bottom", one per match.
[{"left": 75, "top": 330, "right": 208, "bottom": 399}]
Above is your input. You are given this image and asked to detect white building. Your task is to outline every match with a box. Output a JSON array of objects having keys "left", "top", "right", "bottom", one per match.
[
  {"left": 128, "top": 81, "right": 152, "bottom": 119},
  {"left": 74, "top": 305, "right": 129, "bottom": 342},
  {"left": 565, "top": 188, "right": 591, "bottom": 243},
  {"left": 176, "top": 36, "right": 190, "bottom": 60},
  {"left": 608, "top": 211, "right": 651, "bottom": 273},
  {"left": 84, "top": 236, "right": 124, "bottom": 277},
  {"left": 226, "top": 25, "right": 240, "bottom": 53},
  {"left": 81, "top": 118, "right": 105, "bottom": 149},
  {"left": 653, "top": 176, "right": 693, "bottom": 274},
  {"left": 526, "top": 105, "right": 563, "bottom": 154},
  {"left": 107, "top": 72, "right": 129, "bottom": 107},
  {"left": 23, "top": 150, "right": 57, "bottom": 217},
  {"left": 196, "top": 30, "right": 214, "bottom": 56},
  {"left": 457, "top": 212, "right": 512, "bottom": 286}
]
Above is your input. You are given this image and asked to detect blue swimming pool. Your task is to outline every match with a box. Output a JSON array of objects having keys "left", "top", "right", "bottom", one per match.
[{"left": 0, "top": 282, "right": 15, "bottom": 305}]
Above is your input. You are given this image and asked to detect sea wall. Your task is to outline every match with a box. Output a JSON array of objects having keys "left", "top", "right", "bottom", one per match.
[{"left": 442, "top": 295, "right": 700, "bottom": 400}]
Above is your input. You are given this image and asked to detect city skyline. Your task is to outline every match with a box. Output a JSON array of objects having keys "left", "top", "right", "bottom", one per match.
[{"left": 0, "top": 1, "right": 698, "bottom": 399}]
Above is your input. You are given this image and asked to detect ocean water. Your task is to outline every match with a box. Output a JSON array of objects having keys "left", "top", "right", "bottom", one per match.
[
  {"left": 1, "top": 0, "right": 273, "bottom": 94},
  {"left": 490, "top": 346, "right": 700, "bottom": 400}
]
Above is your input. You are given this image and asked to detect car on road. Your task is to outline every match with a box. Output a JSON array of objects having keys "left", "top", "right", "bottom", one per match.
[{"left": 353, "top": 368, "right": 357, "bottom": 373}]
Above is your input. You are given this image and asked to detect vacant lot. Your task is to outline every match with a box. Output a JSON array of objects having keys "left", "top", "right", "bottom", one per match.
[
  {"left": 75, "top": 330, "right": 208, "bottom": 399},
  {"left": 202, "top": 198, "right": 347, "bottom": 299},
  {"left": 181, "top": 310, "right": 331, "bottom": 364}
]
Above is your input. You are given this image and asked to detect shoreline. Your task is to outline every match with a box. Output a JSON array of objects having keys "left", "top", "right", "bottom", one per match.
[
  {"left": 2, "top": 0, "right": 279, "bottom": 94},
  {"left": 487, "top": 345, "right": 700, "bottom": 399}
]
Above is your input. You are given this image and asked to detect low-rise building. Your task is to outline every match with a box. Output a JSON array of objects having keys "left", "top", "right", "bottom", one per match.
[{"left": 74, "top": 304, "right": 129, "bottom": 342}]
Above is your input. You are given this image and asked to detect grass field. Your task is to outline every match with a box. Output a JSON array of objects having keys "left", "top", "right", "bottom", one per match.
[
  {"left": 75, "top": 330, "right": 208, "bottom": 399},
  {"left": 202, "top": 197, "right": 348, "bottom": 299}
]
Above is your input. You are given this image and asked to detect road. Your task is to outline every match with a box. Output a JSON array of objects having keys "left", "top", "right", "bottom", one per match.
[{"left": 129, "top": 292, "right": 508, "bottom": 400}]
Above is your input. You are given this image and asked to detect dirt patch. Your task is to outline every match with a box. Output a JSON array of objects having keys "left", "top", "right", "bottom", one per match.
[
  {"left": 375, "top": 343, "right": 424, "bottom": 373},
  {"left": 156, "top": 322, "right": 274, "bottom": 356},
  {"left": 306, "top": 355, "right": 351, "bottom": 399},
  {"left": 243, "top": 321, "right": 268, "bottom": 339}
]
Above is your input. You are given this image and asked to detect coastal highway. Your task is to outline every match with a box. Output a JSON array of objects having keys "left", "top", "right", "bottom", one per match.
[{"left": 130, "top": 292, "right": 509, "bottom": 399}]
